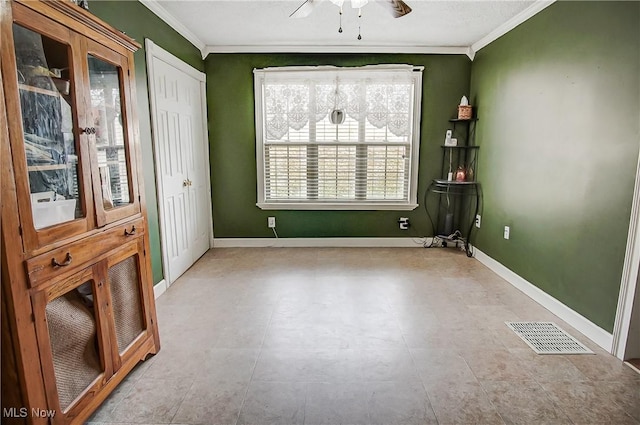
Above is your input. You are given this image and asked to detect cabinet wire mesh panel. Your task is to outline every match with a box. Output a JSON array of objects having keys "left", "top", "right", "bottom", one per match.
[
  {"left": 108, "top": 255, "right": 145, "bottom": 354},
  {"left": 45, "top": 283, "right": 102, "bottom": 411}
]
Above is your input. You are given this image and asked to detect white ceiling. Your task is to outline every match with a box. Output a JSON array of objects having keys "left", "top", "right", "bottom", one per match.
[{"left": 142, "top": 0, "right": 553, "bottom": 58}]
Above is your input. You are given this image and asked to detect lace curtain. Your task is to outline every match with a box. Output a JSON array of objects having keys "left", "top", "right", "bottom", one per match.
[{"left": 261, "top": 66, "right": 418, "bottom": 140}]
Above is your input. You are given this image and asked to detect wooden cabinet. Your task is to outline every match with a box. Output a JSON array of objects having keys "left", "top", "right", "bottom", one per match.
[{"left": 1, "top": 1, "right": 160, "bottom": 424}]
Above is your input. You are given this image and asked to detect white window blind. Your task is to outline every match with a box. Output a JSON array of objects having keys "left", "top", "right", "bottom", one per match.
[{"left": 254, "top": 65, "right": 423, "bottom": 210}]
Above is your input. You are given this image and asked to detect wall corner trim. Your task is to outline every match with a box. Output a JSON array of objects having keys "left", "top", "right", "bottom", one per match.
[
  {"left": 471, "top": 0, "right": 556, "bottom": 54},
  {"left": 612, "top": 139, "right": 640, "bottom": 359},
  {"left": 466, "top": 47, "right": 476, "bottom": 61},
  {"left": 153, "top": 279, "right": 167, "bottom": 299},
  {"left": 474, "top": 248, "right": 613, "bottom": 353},
  {"left": 138, "top": 0, "right": 207, "bottom": 55},
  {"left": 213, "top": 237, "right": 432, "bottom": 248}
]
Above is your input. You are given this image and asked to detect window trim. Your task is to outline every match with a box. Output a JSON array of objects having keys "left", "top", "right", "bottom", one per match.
[
  {"left": 254, "top": 65, "right": 423, "bottom": 211},
  {"left": 256, "top": 202, "right": 419, "bottom": 211}
]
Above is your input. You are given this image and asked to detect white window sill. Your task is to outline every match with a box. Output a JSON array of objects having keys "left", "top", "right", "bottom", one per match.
[{"left": 257, "top": 202, "right": 419, "bottom": 211}]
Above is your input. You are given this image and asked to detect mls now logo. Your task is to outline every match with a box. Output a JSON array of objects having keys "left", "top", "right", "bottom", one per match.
[
  {"left": 3, "top": 407, "right": 56, "bottom": 419},
  {"left": 3, "top": 408, "right": 27, "bottom": 418}
]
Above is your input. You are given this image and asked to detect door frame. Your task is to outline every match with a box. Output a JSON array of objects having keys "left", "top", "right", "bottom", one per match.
[
  {"left": 145, "top": 39, "right": 213, "bottom": 287},
  {"left": 613, "top": 143, "right": 640, "bottom": 360}
]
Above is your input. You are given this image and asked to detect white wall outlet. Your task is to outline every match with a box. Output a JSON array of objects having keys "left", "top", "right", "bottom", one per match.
[
  {"left": 504, "top": 226, "right": 510, "bottom": 240},
  {"left": 398, "top": 217, "right": 410, "bottom": 230},
  {"left": 475, "top": 214, "right": 481, "bottom": 228},
  {"left": 268, "top": 216, "right": 276, "bottom": 228}
]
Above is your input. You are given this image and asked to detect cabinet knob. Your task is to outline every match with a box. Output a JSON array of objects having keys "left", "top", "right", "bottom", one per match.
[
  {"left": 183, "top": 180, "right": 189, "bottom": 187},
  {"left": 124, "top": 225, "right": 136, "bottom": 236},
  {"left": 51, "top": 252, "right": 73, "bottom": 268}
]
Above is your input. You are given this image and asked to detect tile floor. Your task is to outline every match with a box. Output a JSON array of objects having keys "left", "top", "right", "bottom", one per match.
[{"left": 89, "top": 247, "right": 640, "bottom": 425}]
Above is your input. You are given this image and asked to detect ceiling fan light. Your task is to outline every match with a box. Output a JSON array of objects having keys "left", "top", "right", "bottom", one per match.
[
  {"left": 329, "top": 0, "right": 344, "bottom": 7},
  {"left": 351, "top": 0, "right": 368, "bottom": 9}
]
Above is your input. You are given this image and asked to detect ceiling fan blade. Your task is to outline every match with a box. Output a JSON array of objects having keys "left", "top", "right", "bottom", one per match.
[
  {"left": 377, "top": 0, "right": 412, "bottom": 18},
  {"left": 290, "top": 0, "right": 318, "bottom": 18}
]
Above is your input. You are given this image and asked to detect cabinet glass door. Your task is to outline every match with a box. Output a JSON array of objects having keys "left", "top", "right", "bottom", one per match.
[
  {"left": 86, "top": 41, "right": 140, "bottom": 226},
  {"left": 88, "top": 56, "right": 130, "bottom": 208},
  {"left": 11, "top": 19, "right": 93, "bottom": 250}
]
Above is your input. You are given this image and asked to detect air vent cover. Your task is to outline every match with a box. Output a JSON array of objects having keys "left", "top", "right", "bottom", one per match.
[{"left": 506, "top": 321, "right": 594, "bottom": 355}]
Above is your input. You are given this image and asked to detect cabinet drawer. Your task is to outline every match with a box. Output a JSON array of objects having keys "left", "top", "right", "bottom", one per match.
[{"left": 26, "top": 219, "right": 145, "bottom": 288}]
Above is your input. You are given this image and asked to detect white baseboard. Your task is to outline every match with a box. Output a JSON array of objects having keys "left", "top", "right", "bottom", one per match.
[
  {"left": 474, "top": 249, "right": 613, "bottom": 353},
  {"left": 213, "top": 237, "right": 431, "bottom": 248},
  {"left": 153, "top": 279, "right": 167, "bottom": 299}
]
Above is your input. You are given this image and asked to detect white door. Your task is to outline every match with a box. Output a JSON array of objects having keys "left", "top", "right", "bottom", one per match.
[{"left": 146, "top": 40, "right": 211, "bottom": 285}]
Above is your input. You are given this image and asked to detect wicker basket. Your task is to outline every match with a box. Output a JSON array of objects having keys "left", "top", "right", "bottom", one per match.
[{"left": 458, "top": 105, "right": 473, "bottom": 120}]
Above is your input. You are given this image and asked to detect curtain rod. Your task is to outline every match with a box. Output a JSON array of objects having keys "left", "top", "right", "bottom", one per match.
[{"left": 253, "top": 64, "right": 424, "bottom": 74}]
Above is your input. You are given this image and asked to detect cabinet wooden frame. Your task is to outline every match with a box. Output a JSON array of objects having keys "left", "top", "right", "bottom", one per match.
[
  {"left": 1, "top": 1, "right": 160, "bottom": 424},
  {"left": 25, "top": 218, "right": 144, "bottom": 288},
  {"left": 102, "top": 238, "right": 153, "bottom": 365},
  {"left": 30, "top": 236, "right": 152, "bottom": 423},
  {"left": 31, "top": 266, "right": 111, "bottom": 422},
  {"left": 1, "top": 37, "right": 51, "bottom": 424}
]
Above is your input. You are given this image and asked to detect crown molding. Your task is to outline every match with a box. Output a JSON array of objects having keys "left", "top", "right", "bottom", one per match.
[
  {"left": 471, "top": 0, "right": 556, "bottom": 55},
  {"left": 138, "top": 0, "right": 206, "bottom": 56},
  {"left": 138, "top": 0, "right": 554, "bottom": 61},
  {"left": 203, "top": 44, "right": 473, "bottom": 59}
]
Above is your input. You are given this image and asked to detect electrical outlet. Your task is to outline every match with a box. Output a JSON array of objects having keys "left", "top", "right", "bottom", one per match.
[
  {"left": 504, "top": 226, "right": 510, "bottom": 240},
  {"left": 268, "top": 217, "right": 276, "bottom": 228},
  {"left": 475, "top": 214, "right": 481, "bottom": 228},
  {"left": 398, "top": 217, "right": 409, "bottom": 230}
]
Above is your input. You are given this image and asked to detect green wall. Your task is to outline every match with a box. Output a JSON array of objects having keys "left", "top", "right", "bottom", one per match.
[
  {"left": 470, "top": 1, "right": 640, "bottom": 331},
  {"left": 90, "top": 1, "right": 205, "bottom": 284},
  {"left": 90, "top": 0, "right": 639, "bottom": 333},
  {"left": 206, "top": 54, "right": 471, "bottom": 238}
]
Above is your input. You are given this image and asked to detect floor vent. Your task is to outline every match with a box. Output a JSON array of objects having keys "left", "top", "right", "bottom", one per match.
[{"left": 505, "top": 322, "right": 594, "bottom": 355}]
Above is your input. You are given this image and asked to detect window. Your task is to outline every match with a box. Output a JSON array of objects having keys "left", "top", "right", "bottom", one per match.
[{"left": 254, "top": 65, "right": 423, "bottom": 210}]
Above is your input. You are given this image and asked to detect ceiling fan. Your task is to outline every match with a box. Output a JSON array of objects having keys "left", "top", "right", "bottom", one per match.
[{"left": 289, "top": 0, "right": 413, "bottom": 19}]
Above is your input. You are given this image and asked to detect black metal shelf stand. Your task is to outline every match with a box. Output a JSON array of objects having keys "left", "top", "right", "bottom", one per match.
[
  {"left": 425, "top": 118, "right": 480, "bottom": 257},
  {"left": 426, "top": 179, "right": 480, "bottom": 257}
]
